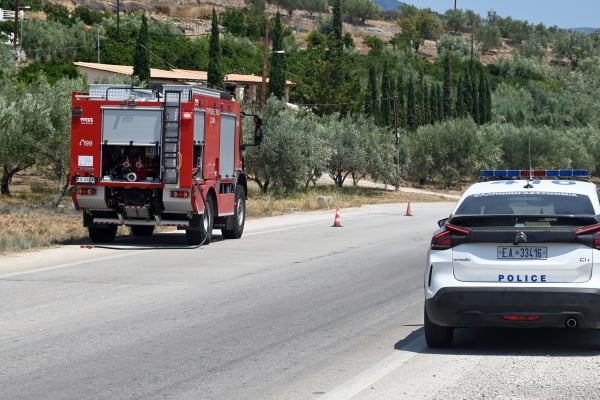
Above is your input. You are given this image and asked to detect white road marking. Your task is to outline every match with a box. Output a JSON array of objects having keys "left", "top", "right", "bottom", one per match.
[
  {"left": 320, "top": 334, "right": 426, "bottom": 400},
  {"left": 0, "top": 252, "right": 139, "bottom": 279}
]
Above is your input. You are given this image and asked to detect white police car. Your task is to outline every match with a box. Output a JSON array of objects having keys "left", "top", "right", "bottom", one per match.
[{"left": 424, "top": 169, "right": 600, "bottom": 347}]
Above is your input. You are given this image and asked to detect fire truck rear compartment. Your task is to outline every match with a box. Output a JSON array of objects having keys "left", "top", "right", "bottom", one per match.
[{"left": 101, "top": 145, "right": 160, "bottom": 183}]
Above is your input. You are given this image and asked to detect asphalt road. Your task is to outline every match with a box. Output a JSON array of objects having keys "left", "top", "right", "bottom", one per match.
[{"left": 2, "top": 202, "right": 600, "bottom": 400}]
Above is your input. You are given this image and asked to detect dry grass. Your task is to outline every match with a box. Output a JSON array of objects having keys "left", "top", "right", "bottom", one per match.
[{"left": 0, "top": 175, "right": 451, "bottom": 254}]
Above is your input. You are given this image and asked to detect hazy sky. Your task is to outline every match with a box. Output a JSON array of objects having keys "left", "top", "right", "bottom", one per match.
[{"left": 401, "top": 1, "right": 600, "bottom": 29}]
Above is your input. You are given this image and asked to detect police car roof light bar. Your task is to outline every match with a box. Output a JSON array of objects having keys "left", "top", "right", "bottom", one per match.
[{"left": 480, "top": 169, "right": 590, "bottom": 179}]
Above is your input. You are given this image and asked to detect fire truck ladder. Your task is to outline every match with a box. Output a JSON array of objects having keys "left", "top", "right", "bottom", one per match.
[{"left": 162, "top": 91, "right": 183, "bottom": 184}]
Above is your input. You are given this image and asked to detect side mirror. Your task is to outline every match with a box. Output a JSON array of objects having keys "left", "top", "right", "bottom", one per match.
[{"left": 253, "top": 115, "right": 263, "bottom": 145}]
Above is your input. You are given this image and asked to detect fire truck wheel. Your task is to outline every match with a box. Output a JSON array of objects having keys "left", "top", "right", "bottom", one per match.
[
  {"left": 88, "top": 226, "right": 117, "bottom": 243},
  {"left": 222, "top": 186, "right": 246, "bottom": 239},
  {"left": 130, "top": 226, "right": 155, "bottom": 237},
  {"left": 186, "top": 195, "right": 214, "bottom": 245}
]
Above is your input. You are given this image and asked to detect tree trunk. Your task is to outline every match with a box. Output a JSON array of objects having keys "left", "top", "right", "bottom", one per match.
[
  {"left": 1, "top": 165, "right": 22, "bottom": 196},
  {"left": 50, "top": 180, "right": 70, "bottom": 209},
  {"left": 0, "top": 174, "right": 10, "bottom": 196}
]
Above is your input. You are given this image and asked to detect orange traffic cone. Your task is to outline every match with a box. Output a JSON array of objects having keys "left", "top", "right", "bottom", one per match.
[
  {"left": 332, "top": 207, "right": 343, "bottom": 227},
  {"left": 405, "top": 201, "right": 413, "bottom": 216}
]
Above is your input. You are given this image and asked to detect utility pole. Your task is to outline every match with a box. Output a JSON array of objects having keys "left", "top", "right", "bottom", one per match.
[
  {"left": 393, "top": 94, "right": 400, "bottom": 190},
  {"left": 97, "top": 24, "right": 101, "bottom": 63},
  {"left": 260, "top": 19, "right": 270, "bottom": 111},
  {"left": 116, "top": 0, "right": 120, "bottom": 41},
  {"left": 13, "top": 0, "right": 19, "bottom": 49}
]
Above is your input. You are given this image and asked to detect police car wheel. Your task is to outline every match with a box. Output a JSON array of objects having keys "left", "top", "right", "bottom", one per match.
[{"left": 424, "top": 308, "right": 453, "bottom": 348}]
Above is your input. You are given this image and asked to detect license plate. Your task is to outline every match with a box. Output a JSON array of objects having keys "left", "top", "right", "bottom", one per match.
[
  {"left": 497, "top": 246, "right": 547, "bottom": 259},
  {"left": 76, "top": 176, "right": 96, "bottom": 183}
]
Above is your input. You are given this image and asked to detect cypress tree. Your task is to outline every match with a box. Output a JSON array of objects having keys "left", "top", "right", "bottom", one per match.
[
  {"left": 269, "top": 12, "right": 286, "bottom": 100},
  {"left": 469, "top": 64, "right": 479, "bottom": 123},
  {"left": 429, "top": 84, "right": 440, "bottom": 123},
  {"left": 396, "top": 77, "right": 406, "bottom": 129},
  {"left": 463, "top": 68, "right": 473, "bottom": 119},
  {"left": 485, "top": 73, "right": 492, "bottom": 123},
  {"left": 442, "top": 54, "right": 452, "bottom": 119},
  {"left": 478, "top": 67, "right": 486, "bottom": 124},
  {"left": 367, "top": 63, "right": 379, "bottom": 119},
  {"left": 436, "top": 84, "right": 444, "bottom": 123},
  {"left": 331, "top": 0, "right": 343, "bottom": 55},
  {"left": 422, "top": 82, "right": 431, "bottom": 125},
  {"left": 381, "top": 58, "right": 392, "bottom": 126},
  {"left": 455, "top": 75, "right": 466, "bottom": 117},
  {"left": 207, "top": 8, "right": 223, "bottom": 89},
  {"left": 417, "top": 69, "right": 425, "bottom": 126},
  {"left": 407, "top": 75, "right": 417, "bottom": 131},
  {"left": 132, "top": 14, "right": 150, "bottom": 86}
]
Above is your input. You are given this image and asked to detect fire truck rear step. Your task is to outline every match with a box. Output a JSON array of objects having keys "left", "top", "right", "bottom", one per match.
[{"left": 93, "top": 217, "right": 189, "bottom": 227}]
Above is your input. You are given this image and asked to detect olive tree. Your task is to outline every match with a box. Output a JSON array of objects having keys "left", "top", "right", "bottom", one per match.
[
  {"left": 407, "top": 118, "right": 500, "bottom": 187},
  {"left": 0, "top": 78, "right": 54, "bottom": 196},
  {"left": 553, "top": 30, "right": 594, "bottom": 69},
  {"left": 43, "top": 77, "right": 87, "bottom": 207},
  {"left": 243, "top": 97, "right": 331, "bottom": 193},
  {"left": 324, "top": 114, "right": 366, "bottom": 187},
  {"left": 481, "top": 124, "right": 594, "bottom": 171}
]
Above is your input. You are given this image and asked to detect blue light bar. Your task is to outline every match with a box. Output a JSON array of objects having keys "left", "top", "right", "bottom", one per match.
[{"left": 480, "top": 169, "right": 590, "bottom": 178}]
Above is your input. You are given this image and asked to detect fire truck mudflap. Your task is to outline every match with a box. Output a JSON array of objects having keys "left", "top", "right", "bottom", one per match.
[{"left": 70, "top": 84, "right": 249, "bottom": 245}]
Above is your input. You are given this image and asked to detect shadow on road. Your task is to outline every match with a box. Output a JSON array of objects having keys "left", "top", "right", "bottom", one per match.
[
  {"left": 75, "top": 232, "right": 225, "bottom": 250},
  {"left": 395, "top": 325, "right": 600, "bottom": 356}
]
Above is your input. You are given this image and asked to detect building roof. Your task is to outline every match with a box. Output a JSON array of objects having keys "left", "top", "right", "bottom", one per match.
[
  {"left": 75, "top": 62, "right": 295, "bottom": 86},
  {"left": 74, "top": 62, "right": 205, "bottom": 81}
]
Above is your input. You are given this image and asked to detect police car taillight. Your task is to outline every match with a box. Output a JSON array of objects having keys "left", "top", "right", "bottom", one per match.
[
  {"left": 575, "top": 224, "right": 600, "bottom": 249},
  {"left": 431, "top": 224, "right": 470, "bottom": 250},
  {"left": 480, "top": 169, "right": 590, "bottom": 178}
]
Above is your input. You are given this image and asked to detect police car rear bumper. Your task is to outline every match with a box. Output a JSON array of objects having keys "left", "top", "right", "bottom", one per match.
[{"left": 425, "top": 287, "right": 600, "bottom": 329}]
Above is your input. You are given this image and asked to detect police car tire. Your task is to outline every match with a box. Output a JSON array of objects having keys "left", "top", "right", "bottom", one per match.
[
  {"left": 424, "top": 308, "right": 453, "bottom": 348},
  {"left": 88, "top": 226, "right": 117, "bottom": 243}
]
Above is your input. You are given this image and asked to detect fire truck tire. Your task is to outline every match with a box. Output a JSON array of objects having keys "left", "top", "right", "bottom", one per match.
[
  {"left": 130, "top": 226, "right": 155, "bottom": 237},
  {"left": 88, "top": 226, "right": 117, "bottom": 243},
  {"left": 222, "top": 186, "right": 246, "bottom": 239},
  {"left": 186, "top": 195, "right": 214, "bottom": 245}
]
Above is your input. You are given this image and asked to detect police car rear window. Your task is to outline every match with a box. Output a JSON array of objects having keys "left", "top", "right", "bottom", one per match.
[{"left": 455, "top": 192, "right": 595, "bottom": 216}]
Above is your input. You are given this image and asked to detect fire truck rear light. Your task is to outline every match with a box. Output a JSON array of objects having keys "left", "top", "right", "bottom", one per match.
[
  {"left": 170, "top": 190, "right": 189, "bottom": 198},
  {"left": 182, "top": 110, "right": 193, "bottom": 119},
  {"left": 77, "top": 188, "right": 96, "bottom": 196}
]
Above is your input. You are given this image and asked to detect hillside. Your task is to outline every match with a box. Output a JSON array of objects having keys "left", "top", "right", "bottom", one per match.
[
  {"left": 48, "top": 0, "right": 401, "bottom": 53},
  {"left": 49, "top": 0, "right": 522, "bottom": 60}
]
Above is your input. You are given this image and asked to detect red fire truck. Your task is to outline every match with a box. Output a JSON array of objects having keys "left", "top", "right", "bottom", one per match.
[{"left": 70, "top": 84, "right": 257, "bottom": 245}]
